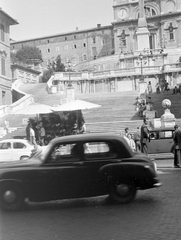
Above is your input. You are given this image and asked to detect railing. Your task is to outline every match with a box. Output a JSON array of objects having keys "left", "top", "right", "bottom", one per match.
[
  {"left": 0, "top": 105, "right": 10, "bottom": 118},
  {"left": 46, "top": 63, "right": 181, "bottom": 92}
]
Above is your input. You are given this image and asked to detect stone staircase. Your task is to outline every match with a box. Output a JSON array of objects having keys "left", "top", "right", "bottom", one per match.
[{"left": 1, "top": 82, "right": 181, "bottom": 139}]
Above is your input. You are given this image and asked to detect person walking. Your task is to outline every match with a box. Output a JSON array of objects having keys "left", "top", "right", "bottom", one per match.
[
  {"left": 38, "top": 122, "right": 46, "bottom": 146},
  {"left": 134, "top": 127, "right": 141, "bottom": 151},
  {"left": 140, "top": 118, "right": 150, "bottom": 154},
  {"left": 4, "top": 119, "right": 9, "bottom": 134},
  {"left": 124, "top": 127, "right": 129, "bottom": 138},
  {"left": 127, "top": 133, "right": 136, "bottom": 151},
  {"left": 155, "top": 83, "right": 161, "bottom": 94},
  {"left": 71, "top": 123, "right": 79, "bottom": 135},
  {"left": 26, "top": 123, "right": 30, "bottom": 141},
  {"left": 147, "top": 81, "right": 152, "bottom": 95},
  {"left": 173, "top": 125, "right": 181, "bottom": 168},
  {"left": 29, "top": 123, "right": 36, "bottom": 145}
]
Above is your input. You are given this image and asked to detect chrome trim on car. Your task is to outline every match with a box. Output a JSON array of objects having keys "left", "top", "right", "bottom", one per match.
[{"left": 153, "top": 182, "right": 162, "bottom": 187}]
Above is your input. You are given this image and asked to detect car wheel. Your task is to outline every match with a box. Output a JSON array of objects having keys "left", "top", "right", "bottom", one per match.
[
  {"left": 110, "top": 180, "right": 137, "bottom": 204},
  {"left": 0, "top": 183, "right": 25, "bottom": 211},
  {"left": 20, "top": 156, "right": 29, "bottom": 160}
]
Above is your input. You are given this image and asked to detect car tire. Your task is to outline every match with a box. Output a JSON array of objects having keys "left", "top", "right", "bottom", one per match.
[
  {"left": 0, "top": 182, "right": 25, "bottom": 211},
  {"left": 110, "top": 180, "right": 137, "bottom": 204}
]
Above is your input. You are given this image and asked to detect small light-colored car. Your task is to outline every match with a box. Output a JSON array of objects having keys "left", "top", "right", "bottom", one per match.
[{"left": 0, "top": 139, "right": 34, "bottom": 162}]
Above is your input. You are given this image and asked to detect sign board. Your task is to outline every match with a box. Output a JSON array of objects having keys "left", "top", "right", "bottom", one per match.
[
  {"left": 22, "top": 118, "right": 29, "bottom": 125},
  {"left": 153, "top": 118, "right": 161, "bottom": 128}
]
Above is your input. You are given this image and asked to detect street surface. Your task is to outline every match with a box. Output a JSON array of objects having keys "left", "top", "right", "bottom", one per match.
[{"left": 0, "top": 158, "right": 180, "bottom": 240}]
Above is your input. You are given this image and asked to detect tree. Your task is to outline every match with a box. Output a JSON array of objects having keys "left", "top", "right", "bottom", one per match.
[
  {"left": 14, "top": 46, "right": 42, "bottom": 65},
  {"left": 40, "top": 68, "right": 54, "bottom": 83},
  {"left": 51, "top": 55, "right": 65, "bottom": 72}
]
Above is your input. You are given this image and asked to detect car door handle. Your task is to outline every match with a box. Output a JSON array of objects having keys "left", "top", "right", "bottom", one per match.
[{"left": 73, "top": 162, "right": 84, "bottom": 166}]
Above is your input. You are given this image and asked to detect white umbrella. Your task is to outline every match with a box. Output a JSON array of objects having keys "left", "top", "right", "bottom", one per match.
[
  {"left": 51, "top": 99, "right": 101, "bottom": 112},
  {"left": 12, "top": 103, "right": 53, "bottom": 115}
]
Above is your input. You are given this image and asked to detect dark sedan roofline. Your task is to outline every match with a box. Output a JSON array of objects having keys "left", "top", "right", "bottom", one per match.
[{"left": 50, "top": 133, "right": 124, "bottom": 144}]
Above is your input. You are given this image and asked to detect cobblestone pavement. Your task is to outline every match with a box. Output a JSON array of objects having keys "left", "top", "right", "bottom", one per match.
[{"left": 0, "top": 169, "right": 181, "bottom": 240}]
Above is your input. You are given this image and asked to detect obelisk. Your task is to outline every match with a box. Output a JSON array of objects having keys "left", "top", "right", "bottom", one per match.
[{"left": 136, "top": 0, "right": 150, "bottom": 50}]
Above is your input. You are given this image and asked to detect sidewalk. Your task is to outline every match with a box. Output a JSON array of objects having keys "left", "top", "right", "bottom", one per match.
[
  {"left": 148, "top": 153, "right": 174, "bottom": 168},
  {"left": 155, "top": 159, "right": 174, "bottom": 168}
]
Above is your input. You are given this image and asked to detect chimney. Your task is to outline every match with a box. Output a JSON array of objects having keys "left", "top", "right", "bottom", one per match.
[
  {"left": 76, "top": 27, "right": 79, "bottom": 31},
  {"left": 97, "top": 24, "right": 101, "bottom": 28}
]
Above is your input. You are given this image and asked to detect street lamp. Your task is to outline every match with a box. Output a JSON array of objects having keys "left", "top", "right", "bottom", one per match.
[
  {"left": 139, "top": 53, "right": 144, "bottom": 81},
  {"left": 67, "top": 60, "right": 72, "bottom": 87}
]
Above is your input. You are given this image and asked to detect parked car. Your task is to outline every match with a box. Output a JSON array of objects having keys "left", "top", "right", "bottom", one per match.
[
  {"left": 148, "top": 128, "right": 174, "bottom": 154},
  {"left": 0, "top": 133, "right": 161, "bottom": 211},
  {"left": 0, "top": 139, "right": 34, "bottom": 162}
]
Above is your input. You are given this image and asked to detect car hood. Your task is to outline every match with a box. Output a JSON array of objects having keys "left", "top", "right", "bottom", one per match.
[
  {"left": 0, "top": 158, "right": 42, "bottom": 169},
  {"left": 132, "top": 152, "right": 153, "bottom": 162}
]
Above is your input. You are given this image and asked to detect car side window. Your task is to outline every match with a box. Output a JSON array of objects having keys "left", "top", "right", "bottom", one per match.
[
  {"left": 159, "top": 131, "right": 173, "bottom": 139},
  {"left": 84, "top": 141, "right": 118, "bottom": 160},
  {"left": 150, "top": 132, "right": 158, "bottom": 140},
  {"left": 48, "top": 143, "right": 80, "bottom": 163},
  {"left": 13, "top": 142, "right": 26, "bottom": 149},
  {"left": 0, "top": 142, "right": 11, "bottom": 149}
]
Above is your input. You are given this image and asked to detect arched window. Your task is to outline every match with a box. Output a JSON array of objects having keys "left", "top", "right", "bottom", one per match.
[
  {"left": 144, "top": 6, "right": 156, "bottom": 17},
  {"left": 137, "top": 6, "right": 157, "bottom": 18}
]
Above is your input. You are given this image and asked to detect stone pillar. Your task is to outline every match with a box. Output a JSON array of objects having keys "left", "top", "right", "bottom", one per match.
[
  {"left": 136, "top": 0, "right": 150, "bottom": 51},
  {"left": 160, "top": 99, "right": 175, "bottom": 128},
  {"left": 66, "top": 85, "right": 75, "bottom": 102}
]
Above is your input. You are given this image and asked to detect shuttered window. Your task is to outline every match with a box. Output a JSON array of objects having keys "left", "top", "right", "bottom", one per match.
[
  {"left": 1, "top": 57, "right": 5, "bottom": 76},
  {"left": 0, "top": 24, "right": 5, "bottom": 42}
]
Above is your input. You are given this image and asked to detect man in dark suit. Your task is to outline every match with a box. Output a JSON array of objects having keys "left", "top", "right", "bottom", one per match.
[
  {"left": 173, "top": 125, "right": 181, "bottom": 167},
  {"left": 140, "top": 118, "right": 150, "bottom": 154}
]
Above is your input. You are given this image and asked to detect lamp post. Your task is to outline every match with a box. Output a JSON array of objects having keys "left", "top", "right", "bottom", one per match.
[
  {"left": 67, "top": 60, "right": 72, "bottom": 87},
  {"left": 66, "top": 60, "right": 74, "bottom": 102},
  {"left": 139, "top": 53, "right": 144, "bottom": 82}
]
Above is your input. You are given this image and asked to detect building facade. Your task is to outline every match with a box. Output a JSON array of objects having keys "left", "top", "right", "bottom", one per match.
[
  {"left": 9, "top": 0, "right": 181, "bottom": 95},
  {"left": 0, "top": 9, "right": 18, "bottom": 105},
  {"left": 113, "top": 0, "right": 181, "bottom": 58},
  {"left": 11, "top": 24, "right": 114, "bottom": 69}
]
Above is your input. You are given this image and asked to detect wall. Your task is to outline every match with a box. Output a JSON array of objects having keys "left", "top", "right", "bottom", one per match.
[{"left": 11, "top": 64, "right": 41, "bottom": 84}]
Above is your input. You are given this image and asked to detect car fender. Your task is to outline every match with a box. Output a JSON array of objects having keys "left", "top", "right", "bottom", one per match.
[
  {"left": 0, "top": 179, "right": 22, "bottom": 186},
  {"left": 99, "top": 161, "right": 155, "bottom": 183}
]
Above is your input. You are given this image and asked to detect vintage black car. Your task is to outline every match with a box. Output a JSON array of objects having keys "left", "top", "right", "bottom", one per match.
[{"left": 0, "top": 133, "right": 161, "bottom": 211}]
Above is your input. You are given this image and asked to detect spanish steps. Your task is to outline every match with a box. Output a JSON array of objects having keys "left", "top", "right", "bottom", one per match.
[{"left": 1, "top": 83, "right": 181, "bottom": 139}]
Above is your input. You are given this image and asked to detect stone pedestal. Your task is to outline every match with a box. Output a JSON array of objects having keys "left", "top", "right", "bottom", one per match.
[
  {"left": 139, "top": 81, "right": 147, "bottom": 98},
  {"left": 160, "top": 99, "right": 175, "bottom": 128},
  {"left": 136, "top": 26, "right": 150, "bottom": 51},
  {"left": 161, "top": 109, "right": 175, "bottom": 128},
  {"left": 66, "top": 85, "right": 75, "bottom": 102}
]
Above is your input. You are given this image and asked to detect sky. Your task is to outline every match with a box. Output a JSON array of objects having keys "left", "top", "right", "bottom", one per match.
[{"left": 1, "top": 0, "right": 114, "bottom": 41}]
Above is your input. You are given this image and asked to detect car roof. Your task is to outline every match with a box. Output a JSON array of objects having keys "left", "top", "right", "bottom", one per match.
[
  {"left": 0, "top": 139, "right": 29, "bottom": 143},
  {"left": 150, "top": 128, "right": 174, "bottom": 132},
  {"left": 50, "top": 133, "right": 124, "bottom": 145}
]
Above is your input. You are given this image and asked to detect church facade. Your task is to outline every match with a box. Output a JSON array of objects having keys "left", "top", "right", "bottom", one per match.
[{"left": 113, "top": 0, "right": 181, "bottom": 56}]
